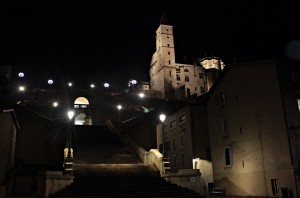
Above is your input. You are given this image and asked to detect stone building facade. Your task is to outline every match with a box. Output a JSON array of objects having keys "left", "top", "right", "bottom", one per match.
[
  {"left": 206, "top": 60, "right": 300, "bottom": 197},
  {"left": 149, "top": 16, "right": 223, "bottom": 99}
]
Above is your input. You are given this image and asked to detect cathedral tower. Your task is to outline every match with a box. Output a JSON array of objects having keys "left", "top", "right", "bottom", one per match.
[{"left": 149, "top": 15, "right": 177, "bottom": 98}]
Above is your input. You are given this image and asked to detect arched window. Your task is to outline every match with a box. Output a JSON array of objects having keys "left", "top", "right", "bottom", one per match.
[
  {"left": 185, "top": 76, "right": 189, "bottom": 82},
  {"left": 176, "top": 74, "right": 180, "bottom": 81},
  {"left": 184, "top": 69, "right": 189, "bottom": 72}
]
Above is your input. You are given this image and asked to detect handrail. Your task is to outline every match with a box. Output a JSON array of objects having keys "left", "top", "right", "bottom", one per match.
[{"left": 105, "top": 119, "right": 170, "bottom": 176}]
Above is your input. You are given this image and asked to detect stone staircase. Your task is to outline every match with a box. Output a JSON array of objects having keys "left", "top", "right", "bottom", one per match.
[
  {"left": 50, "top": 164, "right": 202, "bottom": 198},
  {"left": 49, "top": 125, "right": 202, "bottom": 197}
]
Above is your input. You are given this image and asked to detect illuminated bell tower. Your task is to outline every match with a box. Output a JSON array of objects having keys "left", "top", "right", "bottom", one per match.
[{"left": 150, "top": 15, "right": 176, "bottom": 98}]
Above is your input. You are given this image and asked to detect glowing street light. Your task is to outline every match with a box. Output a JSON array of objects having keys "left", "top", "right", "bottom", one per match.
[
  {"left": 104, "top": 82, "right": 110, "bottom": 88},
  {"left": 48, "top": 79, "right": 54, "bottom": 85},
  {"left": 19, "top": 85, "right": 25, "bottom": 92},
  {"left": 117, "top": 104, "right": 122, "bottom": 110},
  {"left": 68, "top": 82, "right": 73, "bottom": 87},
  {"left": 159, "top": 114, "right": 166, "bottom": 123},
  {"left": 131, "top": 80, "right": 137, "bottom": 85},
  {"left": 68, "top": 110, "right": 75, "bottom": 120},
  {"left": 90, "top": 84, "right": 95, "bottom": 88},
  {"left": 138, "top": 93, "right": 145, "bottom": 98},
  {"left": 18, "top": 72, "right": 24, "bottom": 78},
  {"left": 53, "top": 102, "right": 58, "bottom": 107}
]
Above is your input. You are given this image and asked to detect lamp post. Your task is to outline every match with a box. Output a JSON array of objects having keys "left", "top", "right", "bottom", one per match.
[
  {"left": 64, "top": 110, "right": 74, "bottom": 174},
  {"left": 117, "top": 104, "right": 122, "bottom": 121},
  {"left": 159, "top": 114, "right": 166, "bottom": 155}
]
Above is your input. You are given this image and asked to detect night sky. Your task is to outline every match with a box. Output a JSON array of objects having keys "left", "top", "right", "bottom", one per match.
[{"left": 1, "top": 1, "right": 300, "bottom": 89}]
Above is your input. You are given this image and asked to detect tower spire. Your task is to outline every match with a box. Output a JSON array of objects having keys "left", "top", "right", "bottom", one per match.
[{"left": 159, "top": 14, "right": 171, "bottom": 25}]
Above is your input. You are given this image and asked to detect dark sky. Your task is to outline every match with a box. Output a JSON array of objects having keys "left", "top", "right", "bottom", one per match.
[{"left": 1, "top": 1, "right": 300, "bottom": 88}]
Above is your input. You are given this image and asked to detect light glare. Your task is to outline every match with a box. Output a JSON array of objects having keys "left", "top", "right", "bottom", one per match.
[
  {"left": 19, "top": 86, "right": 25, "bottom": 92},
  {"left": 104, "top": 83, "right": 109, "bottom": 88},
  {"left": 48, "top": 79, "right": 54, "bottom": 84},
  {"left": 18, "top": 72, "right": 24, "bottom": 78},
  {"left": 67, "top": 111, "right": 75, "bottom": 120},
  {"left": 117, "top": 105, "right": 122, "bottom": 110},
  {"left": 159, "top": 114, "right": 166, "bottom": 123}
]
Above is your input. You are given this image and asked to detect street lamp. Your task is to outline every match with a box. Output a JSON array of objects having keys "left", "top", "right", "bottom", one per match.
[
  {"left": 64, "top": 110, "right": 74, "bottom": 174},
  {"left": 117, "top": 104, "right": 122, "bottom": 121},
  {"left": 68, "top": 82, "right": 73, "bottom": 87},
  {"left": 19, "top": 85, "right": 25, "bottom": 92},
  {"left": 53, "top": 102, "right": 58, "bottom": 107},
  {"left": 159, "top": 114, "right": 166, "bottom": 123},
  {"left": 18, "top": 72, "right": 24, "bottom": 78},
  {"left": 138, "top": 93, "right": 145, "bottom": 98},
  {"left": 159, "top": 113, "right": 166, "bottom": 155},
  {"left": 104, "top": 82, "right": 109, "bottom": 88}
]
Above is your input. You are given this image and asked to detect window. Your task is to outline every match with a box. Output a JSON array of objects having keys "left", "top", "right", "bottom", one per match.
[
  {"left": 271, "top": 179, "right": 278, "bottom": 196},
  {"left": 221, "top": 118, "right": 229, "bottom": 136},
  {"left": 181, "top": 153, "right": 185, "bottom": 166},
  {"left": 167, "top": 44, "right": 170, "bottom": 47},
  {"left": 172, "top": 138, "right": 176, "bottom": 152},
  {"left": 179, "top": 114, "right": 186, "bottom": 123},
  {"left": 201, "top": 86, "right": 205, "bottom": 93},
  {"left": 169, "top": 60, "right": 171, "bottom": 65},
  {"left": 165, "top": 141, "right": 170, "bottom": 152},
  {"left": 173, "top": 155, "right": 177, "bottom": 168},
  {"left": 169, "top": 71, "right": 171, "bottom": 77},
  {"left": 184, "top": 69, "right": 189, "bottom": 72},
  {"left": 180, "top": 134, "right": 184, "bottom": 146},
  {"left": 185, "top": 76, "right": 189, "bottom": 82},
  {"left": 195, "top": 87, "right": 197, "bottom": 91},
  {"left": 199, "top": 73, "right": 204, "bottom": 79},
  {"left": 224, "top": 146, "right": 233, "bottom": 166},
  {"left": 170, "top": 120, "right": 176, "bottom": 133},
  {"left": 176, "top": 74, "right": 180, "bottom": 81},
  {"left": 176, "top": 68, "right": 180, "bottom": 73}
]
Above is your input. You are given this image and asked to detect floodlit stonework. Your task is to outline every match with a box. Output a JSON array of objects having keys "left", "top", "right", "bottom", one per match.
[{"left": 149, "top": 16, "right": 224, "bottom": 99}]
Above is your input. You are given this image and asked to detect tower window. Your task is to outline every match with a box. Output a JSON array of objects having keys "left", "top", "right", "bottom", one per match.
[
  {"left": 168, "top": 44, "right": 170, "bottom": 47},
  {"left": 176, "top": 74, "right": 180, "bottom": 81},
  {"left": 185, "top": 76, "right": 189, "bottom": 82},
  {"left": 167, "top": 36, "right": 169, "bottom": 39},
  {"left": 169, "top": 60, "right": 171, "bottom": 65},
  {"left": 201, "top": 86, "right": 205, "bottom": 93},
  {"left": 199, "top": 73, "right": 204, "bottom": 79},
  {"left": 184, "top": 69, "right": 189, "bottom": 72},
  {"left": 168, "top": 52, "right": 170, "bottom": 55},
  {"left": 169, "top": 71, "right": 171, "bottom": 77}
]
